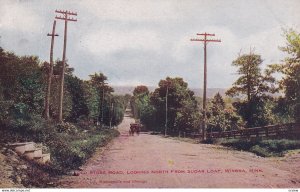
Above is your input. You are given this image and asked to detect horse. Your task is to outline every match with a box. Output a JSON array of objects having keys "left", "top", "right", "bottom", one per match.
[{"left": 129, "top": 123, "right": 141, "bottom": 136}]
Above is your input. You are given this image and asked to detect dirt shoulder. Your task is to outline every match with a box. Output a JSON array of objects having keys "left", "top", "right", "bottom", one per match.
[
  {"left": 58, "top": 114, "right": 300, "bottom": 188},
  {"left": 0, "top": 146, "right": 26, "bottom": 188}
]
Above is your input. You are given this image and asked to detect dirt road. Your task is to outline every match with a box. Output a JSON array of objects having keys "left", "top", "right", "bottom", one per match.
[{"left": 59, "top": 112, "right": 300, "bottom": 188}]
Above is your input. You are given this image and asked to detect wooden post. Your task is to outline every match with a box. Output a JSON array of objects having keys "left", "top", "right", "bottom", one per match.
[
  {"left": 44, "top": 20, "right": 58, "bottom": 120},
  {"left": 101, "top": 82, "right": 105, "bottom": 126},
  {"left": 164, "top": 83, "right": 169, "bottom": 137},
  {"left": 203, "top": 37, "right": 207, "bottom": 141},
  {"left": 109, "top": 101, "right": 114, "bottom": 129},
  {"left": 58, "top": 19, "right": 68, "bottom": 123},
  {"left": 247, "top": 130, "right": 250, "bottom": 139},
  {"left": 287, "top": 124, "right": 293, "bottom": 138},
  {"left": 55, "top": 10, "right": 77, "bottom": 123},
  {"left": 191, "top": 33, "right": 221, "bottom": 141},
  {"left": 276, "top": 125, "right": 279, "bottom": 138}
]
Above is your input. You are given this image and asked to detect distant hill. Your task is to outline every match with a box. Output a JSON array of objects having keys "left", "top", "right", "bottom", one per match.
[
  {"left": 112, "top": 86, "right": 227, "bottom": 98},
  {"left": 191, "top": 88, "right": 227, "bottom": 98}
]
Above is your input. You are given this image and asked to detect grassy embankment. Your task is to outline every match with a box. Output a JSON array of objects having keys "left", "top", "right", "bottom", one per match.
[
  {"left": 214, "top": 138, "right": 300, "bottom": 157},
  {"left": 0, "top": 116, "right": 119, "bottom": 173},
  {"left": 167, "top": 133, "right": 300, "bottom": 157}
]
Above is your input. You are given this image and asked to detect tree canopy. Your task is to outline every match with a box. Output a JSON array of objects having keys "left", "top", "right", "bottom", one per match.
[
  {"left": 226, "top": 51, "right": 276, "bottom": 127},
  {"left": 276, "top": 29, "right": 300, "bottom": 123},
  {"left": 0, "top": 47, "right": 127, "bottom": 128}
]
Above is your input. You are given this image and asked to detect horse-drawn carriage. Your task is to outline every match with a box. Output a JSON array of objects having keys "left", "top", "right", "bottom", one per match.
[{"left": 129, "top": 123, "right": 142, "bottom": 136}]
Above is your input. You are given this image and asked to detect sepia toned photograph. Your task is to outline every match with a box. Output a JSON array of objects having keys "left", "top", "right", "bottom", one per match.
[{"left": 0, "top": 0, "right": 299, "bottom": 190}]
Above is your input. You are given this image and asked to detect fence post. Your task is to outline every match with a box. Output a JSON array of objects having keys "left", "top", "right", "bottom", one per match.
[
  {"left": 276, "top": 125, "right": 279, "bottom": 138},
  {"left": 247, "top": 129, "right": 250, "bottom": 139},
  {"left": 287, "top": 124, "right": 293, "bottom": 139},
  {"left": 265, "top": 127, "right": 269, "bottom": 138}
]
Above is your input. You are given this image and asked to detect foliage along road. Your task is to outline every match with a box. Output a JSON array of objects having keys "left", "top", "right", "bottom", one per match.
[{"left": 59, "top": 109, "right": 300, "bottom": 188}]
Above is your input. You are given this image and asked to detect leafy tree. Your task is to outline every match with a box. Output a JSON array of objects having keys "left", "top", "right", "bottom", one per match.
[
  {"left": 269, "top": 29, "right": 300, "bottom": 123},
  {"left": 88, "top": 72, "right": 108, "bottom": 123},
  {"left": 135, "top": 91, "right": 155, "bottom": 128},
  {"left": 0, "top": 47, "right": 127, "bottom": 134},
  {"left": 123, "top": 94, "right": 132, "bottom": 109},
  {"left": 16, "top": 56, "right": 45, "bottom": 115},
  {"left": 0, "top": 48, "right": 45, "bottom": 121},
  {"left": 87, "top": 72, "right": 125, "bottom": 127},
  {"left": 140, "top": 100, "right": 157, "bottom": 130},
  {"left": 65, "top": 75, "right": 89, "bottom": 122},
  {"left": 150, "top": 77, "right": 201, "bottom": 135},
  {"left": 272, "top": 97, "right": 294, "bottom": 123},
  {"left": 83, "top": 82, "right": 99, "bottom": 122},
  {"left": 131, "top": 85, "right": 150, "bottom": 119},
  {"left": 175, "top": 96, "right": 201, "bottom": 133},
  {"left": 0, "top": 48, "right": 22, "bottom": 101},
  {"left": 49, "top": 61, "right": 73, "bottom": 120},
  {"left": 133, "top": 85, "right": 149, "bottom": 96},
  {"left": 207, "top": 93, "right": 243, "bottom": 132},
  {"left": 89, "top": 73, "right": 108, "bottom": 89},
  {"left": 103, "top": 95, "right": 127, "bottom": 126},
  {"left": 226, "top": 51, "right": 276, "bottom": 127}
]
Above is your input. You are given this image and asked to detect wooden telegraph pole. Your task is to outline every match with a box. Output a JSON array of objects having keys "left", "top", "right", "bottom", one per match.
[
  {"left": 164, "top": 80, "right": 171, "bottom": 137},
  {"left": 44, "top": 20, "right": 59, "bottom": 120},
  {"left": 101, "top": 82, "right": 108, "bottom": 127},
  {"left": 109, "top": 98, "right": 114, "bottom": 129},
  {"left": 191, "top": 33, "right": 221, "bottom": 141},
  {"left": 165, "top": 85, "right": 168, "bottom": 137},
  {"left": 55, "top": 10, "right": 77, "bottom": 123}
]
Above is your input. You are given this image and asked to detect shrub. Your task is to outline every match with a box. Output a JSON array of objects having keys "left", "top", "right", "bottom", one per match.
[
  {"left": 1, "top": 113, "right": 120, "bottom": 172},
  {"left": 260, "top": 139, "right": 300, "bottom": 152},
  {"left": 0, "top": 100, "right": 14, "bottom": 125},
  {"left": 56, "top": 122, "right": 78, "bottom": 134},
  {"left": 216, "top": 138, "right": 300, "bottom": 157},
  {"left": 46, "top": 128, "right": 119, "bottom": 171},
  {"left": 217, "top": 138, "right": 256, "bottom": 150},
  {"left": 249, "top": 145, "right": 273, "bottom": 157}
]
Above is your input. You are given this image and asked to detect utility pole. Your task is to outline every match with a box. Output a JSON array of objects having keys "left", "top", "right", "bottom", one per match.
[
  {"left": 164, "top": 81, "right": 171, "bottom": 137},
  {"left": 109, "top": 100, "right": 114, "bottom": 129},
  {"left": 44, "top": 20, "right": 59, "bottom": 120},
  {"left": 191, "top": 33, "right": 221, "bottom": 141},
  {"left": 101, "top": 82, "right": 108, "bottom": 127},
  {"left": 55, "top": 10, "right": 77, "bottom": 123}
]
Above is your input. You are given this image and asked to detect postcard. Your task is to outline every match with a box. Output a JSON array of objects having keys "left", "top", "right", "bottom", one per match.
[{"left": 0, "top": 0, "right": 299, "bottom": 190}]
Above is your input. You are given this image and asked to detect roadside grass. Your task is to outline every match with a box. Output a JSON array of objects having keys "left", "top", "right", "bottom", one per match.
[
  {"left": 48, "top": 128, "right": 119, "bottom": 172},
  {"left": 169, "top": 136, "right": 200, "bottom": 144},
  {"left": 177, "top": 137, "right": 200, "bottom": 144},
  {"left": 0, "top": 116, "right": 119, "bottom": 173},
  {"left": 214, "top": 138, "right": 300, "bottom": 157},
  {"left": 162, "top": 133, "right": 300, "bottom": 157}
]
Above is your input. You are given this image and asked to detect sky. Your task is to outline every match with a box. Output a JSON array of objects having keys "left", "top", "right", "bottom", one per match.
[{"left": 0, "top": 0, "right": 299, "bottom": 88}]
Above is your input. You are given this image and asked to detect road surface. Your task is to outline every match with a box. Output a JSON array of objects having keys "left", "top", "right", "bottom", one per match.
[{"left": 59, "top": 111, "right": 300, "bottom": 188}]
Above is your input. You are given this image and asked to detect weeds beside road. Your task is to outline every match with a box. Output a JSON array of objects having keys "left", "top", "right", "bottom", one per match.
[
  {"left": 216, "top": 138, "right": 300, "bottom": 157},
  {"left": 0, "top": 115, "right": 119, "bottom": 187},
  {"left": 164, "top": 134, "right": 300, "bottom": 158}
]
